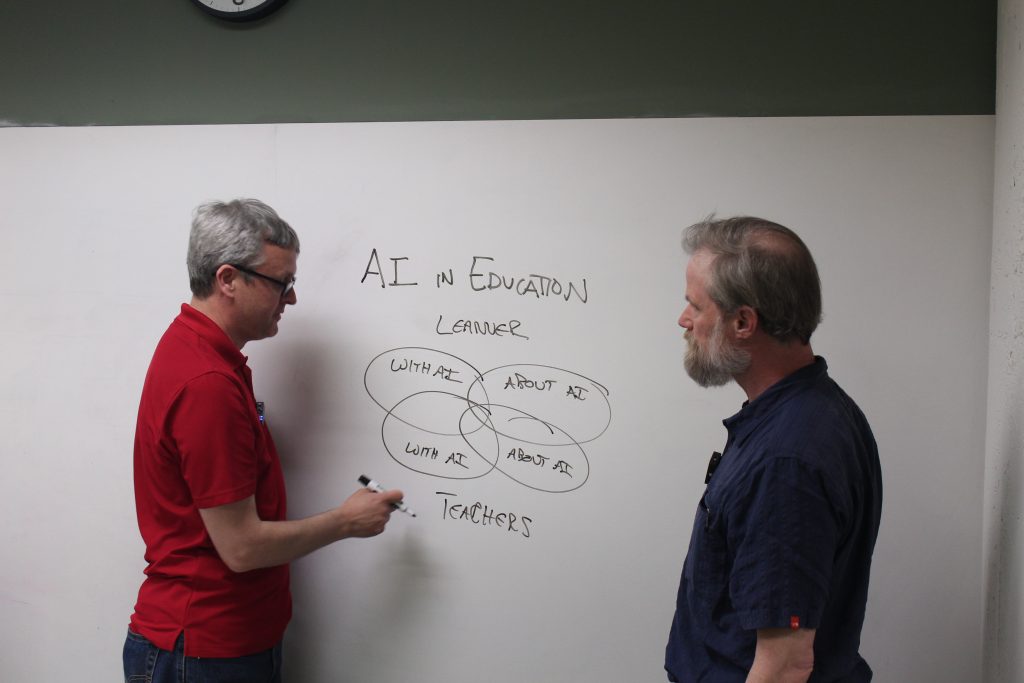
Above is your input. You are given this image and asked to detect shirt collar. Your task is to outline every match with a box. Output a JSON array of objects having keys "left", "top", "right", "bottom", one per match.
[
  {"left": 722, "top": 356, "right": 828, "bottom": 439},
  {"left": 176, "top": 303, "right": 249, "bottom": 372}
]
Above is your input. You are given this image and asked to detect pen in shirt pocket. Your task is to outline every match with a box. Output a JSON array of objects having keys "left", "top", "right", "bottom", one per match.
[{"left": 699, "top": 492, "right": 713, "bottom": 531}]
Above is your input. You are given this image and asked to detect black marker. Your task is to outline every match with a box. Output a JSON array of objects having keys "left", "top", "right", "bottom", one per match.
[{"left": 359, "top": 475, "right": 417, "bottom": 517}]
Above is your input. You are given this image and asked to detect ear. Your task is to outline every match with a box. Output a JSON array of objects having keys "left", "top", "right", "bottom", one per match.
[
  {"left": 214, "top": 264, "right": 239, "bottom": 299},
  {"left": 731, "top": 305, "right": 759, "bottom": 340}
]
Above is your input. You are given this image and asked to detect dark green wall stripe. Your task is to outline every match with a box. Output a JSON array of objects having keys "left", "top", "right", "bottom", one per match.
[{"left": 0, "top": 1, "right": 995, "bottom": 126}]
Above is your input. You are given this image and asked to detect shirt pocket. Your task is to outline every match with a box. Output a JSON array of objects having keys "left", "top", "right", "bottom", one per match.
[{"left": 689, "top": 489, "right": 730, "bottom": 611}]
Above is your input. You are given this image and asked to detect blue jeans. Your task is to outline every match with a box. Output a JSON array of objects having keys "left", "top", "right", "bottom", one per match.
[{"left": 123, "top": 629, "right": 283, "bottom": 683}]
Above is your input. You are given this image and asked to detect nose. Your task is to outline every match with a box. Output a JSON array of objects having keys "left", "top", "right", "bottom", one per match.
[
  {"left": 284, "top": 286, "right": 297, "bottom": 305},
  {"left": 678, "top": 305, "right": 693, "bottom": 330}
]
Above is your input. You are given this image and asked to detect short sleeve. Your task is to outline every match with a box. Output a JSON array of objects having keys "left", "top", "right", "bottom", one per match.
[
  {"left": 725, "top": 456, "right": 841, "bottom": 631},
  {"left": 168, "top": 372, "right": 259, "bottom": 509}
]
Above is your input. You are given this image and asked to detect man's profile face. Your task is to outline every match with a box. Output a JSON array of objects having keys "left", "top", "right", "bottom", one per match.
[
  {"left": 234, "top": 244, "right": 298, "bottom": 345},
  {"left": 678, "top": 250, "right": 749, "bottom": 387}
]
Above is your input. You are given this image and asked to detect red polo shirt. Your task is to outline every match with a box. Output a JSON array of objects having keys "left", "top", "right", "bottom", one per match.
[{"left": 129, "top": 304, "right": 291, "bottom": 657}]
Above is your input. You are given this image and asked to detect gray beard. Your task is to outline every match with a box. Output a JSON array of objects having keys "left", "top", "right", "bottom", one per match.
[{"left": 684, "top": 323, "right": 751, "bottom": 387}]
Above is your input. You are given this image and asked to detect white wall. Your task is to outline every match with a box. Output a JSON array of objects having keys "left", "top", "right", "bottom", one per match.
[
  {"left": 0, "top": 117, "right": 993, "bottom": 682},
  {"left": 984, "top": 1, "right": 1024, "bottom": 681}
]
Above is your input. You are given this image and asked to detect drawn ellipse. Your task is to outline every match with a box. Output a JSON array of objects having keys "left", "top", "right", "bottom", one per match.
[
  {"left": 466, "top": 364, "right": 611, "bottom": 446},
  {"left": 382, "top": 391, "right": 499, "bottom": 480},
  {"left": 465, "top": 403, "right": 589, "bottom": 493},
  {"left": 365, "top": 346, "right": 490, "bottom": 436}
]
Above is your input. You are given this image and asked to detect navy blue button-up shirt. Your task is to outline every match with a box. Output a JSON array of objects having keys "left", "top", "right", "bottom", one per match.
[{"left": 666, "top": 357, "right": 882, "bottom": 682}]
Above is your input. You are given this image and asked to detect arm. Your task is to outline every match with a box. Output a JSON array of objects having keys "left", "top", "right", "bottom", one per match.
[
  {"left": 199, "top": 487, "right": 404, "bottom": 573},
  {"left": 745, "top": 628, "right": 815, "bottom": 683}
]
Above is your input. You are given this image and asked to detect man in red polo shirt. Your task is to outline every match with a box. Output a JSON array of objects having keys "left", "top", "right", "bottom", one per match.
[{"left": 124, "top": 198, "right": 403, "bottom": 682}]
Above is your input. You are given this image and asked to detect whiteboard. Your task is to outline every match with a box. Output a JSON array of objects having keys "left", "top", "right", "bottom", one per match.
[{"left": 0, "top": 117, "right": 993, "bottom": 682}]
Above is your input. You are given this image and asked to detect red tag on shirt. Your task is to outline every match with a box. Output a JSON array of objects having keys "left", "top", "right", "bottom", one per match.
[{"left": 790, "top": 616, "right": 800, "bottom": 630}]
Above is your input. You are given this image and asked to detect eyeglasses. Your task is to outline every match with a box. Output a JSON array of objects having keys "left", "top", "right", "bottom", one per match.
[{"left": 229, "top": 264, "right": 296, "bottom": 298}]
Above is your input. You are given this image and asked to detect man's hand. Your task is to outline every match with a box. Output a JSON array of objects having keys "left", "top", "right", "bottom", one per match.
[{"left": 338, "top": 487, "right": 404, "bottom": 538}]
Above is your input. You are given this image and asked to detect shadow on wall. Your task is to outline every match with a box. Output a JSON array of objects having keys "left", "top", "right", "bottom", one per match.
[
  {"left": 256, "top": 330, "right": 440, "bottom": 680},
  {"left": 258, "top": 328, "right": 337, "bottom": 478},
  {"left": 983, "top": 373, "right": 1023, "bottom": 682}
]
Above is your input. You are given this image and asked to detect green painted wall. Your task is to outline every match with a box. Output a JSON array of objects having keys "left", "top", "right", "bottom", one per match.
[{"left": 0, "top": 1, "right": 995, "bottom": 126}]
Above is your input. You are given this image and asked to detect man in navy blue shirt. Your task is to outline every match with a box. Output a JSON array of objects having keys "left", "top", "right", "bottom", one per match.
[{"left": 666, "top": 216, "right": 882, "bottom": 682}]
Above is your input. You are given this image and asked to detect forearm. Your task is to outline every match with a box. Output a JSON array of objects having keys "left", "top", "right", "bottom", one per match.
[
  {"left": 199, "top": 488, "right": 401, "bottom": 573},
  {"left": 746, "top": 663, "right": 812, "bottom": 683},
  {"left": 745, "top": 628, "right": 815, "bottom": 683},
  {"left": 217, "top": 506, "right": 348, "bottom": 572}
]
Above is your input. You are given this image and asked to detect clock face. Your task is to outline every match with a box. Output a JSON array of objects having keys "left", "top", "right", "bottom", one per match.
[{"left": 192, "top": 0, "right": 289, "bottom": 21}]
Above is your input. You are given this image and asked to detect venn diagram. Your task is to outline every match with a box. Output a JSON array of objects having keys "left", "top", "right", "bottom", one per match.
[{"left": 363, "top": 347, "right": 611, "bottom": 493}]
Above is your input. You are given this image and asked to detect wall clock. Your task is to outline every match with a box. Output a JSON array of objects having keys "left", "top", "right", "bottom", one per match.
[{"left": 191, "top": 0, "right": 289, "bottom": 22}]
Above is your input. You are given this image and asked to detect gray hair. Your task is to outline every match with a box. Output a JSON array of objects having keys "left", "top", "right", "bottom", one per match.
[
  {"left": 683, "top": 215, "right": 821, "bottom": 344},
  {"left": 187, "top": 199, "right": 300, "bottom": 298}
]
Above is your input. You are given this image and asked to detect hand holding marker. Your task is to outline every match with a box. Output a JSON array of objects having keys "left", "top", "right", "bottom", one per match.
[{"left": 359, "top": 475, "right": 417, "bottom": 517}]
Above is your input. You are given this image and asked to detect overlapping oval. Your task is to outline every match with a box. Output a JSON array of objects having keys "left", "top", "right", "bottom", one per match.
[{"left": 365, "top": 348, "right": 609, "bottom": 493}]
